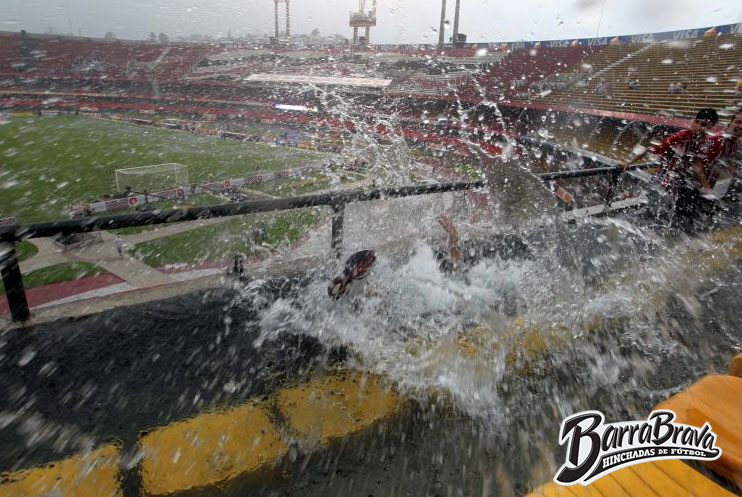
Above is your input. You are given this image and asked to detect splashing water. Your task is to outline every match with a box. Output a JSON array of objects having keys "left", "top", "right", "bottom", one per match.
[
  {"left": 314, "top": 85, "right": 415, "bottom": 187},
  {"left": 342, "top": 121, "right": 414, "bottom": 186},
  {"left": 235, "top": 204, "right": 742, "bottom": 426},
  {"left": 227, "top": 69, "right": 741, "bottom": 438}
]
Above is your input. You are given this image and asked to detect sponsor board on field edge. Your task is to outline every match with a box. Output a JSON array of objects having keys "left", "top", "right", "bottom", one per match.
[{"left": 554, "top": 409, "right": 721, "bottom": 486}]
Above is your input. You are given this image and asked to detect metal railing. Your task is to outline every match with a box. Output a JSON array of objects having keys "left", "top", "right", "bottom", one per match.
[
  {"left": 1, "top": 181, "right": 484, "bottom": 321},
  {"left": 0, "top": 160, "right": 651, "bottom": 322}
]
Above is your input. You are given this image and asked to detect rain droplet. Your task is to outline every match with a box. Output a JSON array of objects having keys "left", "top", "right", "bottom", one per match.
[{"left": 17, "top": 349, "right": 36, "bottom": 367}]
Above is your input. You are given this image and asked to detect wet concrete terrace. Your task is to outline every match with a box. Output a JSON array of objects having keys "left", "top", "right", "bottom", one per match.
[{"left": 1, "top": 223, "right": 742, "bottom": 496}]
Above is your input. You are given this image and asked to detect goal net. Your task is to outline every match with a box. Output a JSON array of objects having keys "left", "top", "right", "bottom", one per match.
[{"left": 115, "top": 163, "right": 189, "bottom": 193}]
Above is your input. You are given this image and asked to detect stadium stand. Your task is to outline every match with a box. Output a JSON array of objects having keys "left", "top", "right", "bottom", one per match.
[
  {"left": 0, "top": 32, "right": 165, "bottom": 78},
  {"left": 0, "top": 33, "right": 22, "bottom": 71},
  {"left": 388, "top": 72, "right": 474, "bottom": 95},
  {"left": 476, "top": 45, "right": 605, "bottom": 98},
  {"left": 154, "top": 45, "right": 219, "bottom": 80},
  {"left": 2, "top": 27, "right": 740, "bottom": 132},
  {"left": 0, "top": 32, "right": 219, "bottom": 81},
  {"left": 530, "top": 34, "right": 742, "bottom": 118}
]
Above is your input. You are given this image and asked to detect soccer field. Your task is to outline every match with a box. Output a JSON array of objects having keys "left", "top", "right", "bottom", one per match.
[
  {"left": 131, "top": 209, "right": 323, "bottom": 267},
  {"left": 0, "top": 116, "right": 327, "bottom": 223}
]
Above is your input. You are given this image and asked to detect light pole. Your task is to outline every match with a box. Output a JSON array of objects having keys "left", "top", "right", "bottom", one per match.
[{"left": 438, "top": 0, "right": 447, "bottom": 48}]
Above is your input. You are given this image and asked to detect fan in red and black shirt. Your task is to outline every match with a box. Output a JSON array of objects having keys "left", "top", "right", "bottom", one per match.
[
  {"left": 651, "top": 128, "right": 721, "bottom": 192},
  {"left": 619, "top": 108, "right": 728, "bottom": 224},
  {"left": 622, "top": 108, "right": 721, "bottom": 193}
]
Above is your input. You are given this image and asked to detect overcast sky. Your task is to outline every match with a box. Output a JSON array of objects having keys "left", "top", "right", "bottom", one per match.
[{"left": 3, "top": 0, "right": 741, "bottom": 44}]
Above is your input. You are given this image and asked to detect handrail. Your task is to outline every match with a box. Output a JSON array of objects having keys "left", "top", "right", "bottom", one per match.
[
  {"left": 0, "top": 161, "right": 655, "bottom": 242},
  {"left": 0, "top": 181, "right": 485, "bottom": 242},
  {"left": 537, "top": 163, "right": 653, "bottom": 181},
  {"left": 0, "top": 158, "right": 651, "bottom": 322}
]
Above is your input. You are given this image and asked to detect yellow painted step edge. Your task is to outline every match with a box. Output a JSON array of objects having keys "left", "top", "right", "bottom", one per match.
[
  {"left": 0, "top": 443, "right": 122, "bottom": 497},
  {"left": 137, "top": 401, "right": 286, "bottom": 496}
]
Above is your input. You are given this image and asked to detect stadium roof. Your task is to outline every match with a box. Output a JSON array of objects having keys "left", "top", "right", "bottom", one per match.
[{"left": 244, "top": 73, "right": 393, "bottom": 89}]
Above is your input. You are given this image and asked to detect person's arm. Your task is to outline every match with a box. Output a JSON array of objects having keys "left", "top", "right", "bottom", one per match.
[
  {"left": 437, "top": 214, "right": 461, "bottom": 262},
  {"left": 692, "top": 157, "right": 713, "bottom": 190},
  {"left": 621, "top": 144, "right": 654, "bottom": 169},
  {"left": 621, "top": 149, "right": 646, "bottom": 169},
  {"left": 621, "top": 130, "right": 689, "bottom": 169}
]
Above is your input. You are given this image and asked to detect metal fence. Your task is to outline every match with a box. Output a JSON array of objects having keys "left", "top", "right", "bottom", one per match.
[{"left": 0, "top": 156, "right": 652, "bottom": 322}]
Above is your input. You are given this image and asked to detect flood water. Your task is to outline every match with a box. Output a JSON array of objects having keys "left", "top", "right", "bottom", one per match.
[{"left": 2, "top": 198, "right": 741, "bottom": 495}]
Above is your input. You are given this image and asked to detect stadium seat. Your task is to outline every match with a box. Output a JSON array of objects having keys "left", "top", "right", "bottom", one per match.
[
  {"left": 530, "top": 34, "right": 742, "bottom": 118},
  {"left": 729, "top": 353, "right": 742, "bottom": 378},
  {"left": 476, "top": 45, "right": 602, "bottom": 98},
  {"left": 654, "top": 374, "right": 742, "bottom": 488}
]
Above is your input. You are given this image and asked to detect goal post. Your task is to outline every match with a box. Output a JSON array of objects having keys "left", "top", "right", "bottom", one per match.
[{"left": 115, "top": 163, "right": 189, "bottom": 193}]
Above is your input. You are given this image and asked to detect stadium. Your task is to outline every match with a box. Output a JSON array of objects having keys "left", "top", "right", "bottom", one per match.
[{"left": 1, "top": 2, "right": 742, "bottom": 496}]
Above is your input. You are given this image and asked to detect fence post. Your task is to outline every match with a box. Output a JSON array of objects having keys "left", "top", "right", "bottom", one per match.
[
  {"left": 331, "top": 202, "right": 345, "bottom": 259},
  {"left": 0, "top": 241, "right": 30, "bottom": 322}
]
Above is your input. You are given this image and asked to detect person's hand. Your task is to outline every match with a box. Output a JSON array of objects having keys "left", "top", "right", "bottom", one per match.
[{"left": 437, "top": 214, "right": 458, "bottom": 237}]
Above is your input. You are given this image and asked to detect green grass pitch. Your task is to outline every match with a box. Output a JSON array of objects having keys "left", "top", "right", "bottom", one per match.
[{"left": 0, "top": 115, "right": 327, "bottom": 223}]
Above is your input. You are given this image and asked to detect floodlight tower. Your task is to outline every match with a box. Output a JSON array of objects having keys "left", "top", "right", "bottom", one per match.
[
  {"left": 274, "top": 0, "right": 279, "bottom": 41},
  {"left": 452, "top": 0, "right": 461, "bottom": 45},
  {"left": 286, "top": 0, "right": 290, "bottom": 39},
  {"left": 350, "top": 0, "right": 377, "bottom": 46},
  {"left": 273, "top": 0, "right": 291, "bottom": 43},
  {"left": 438, "top": 0, "right": 446, "bottom": 48}
]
